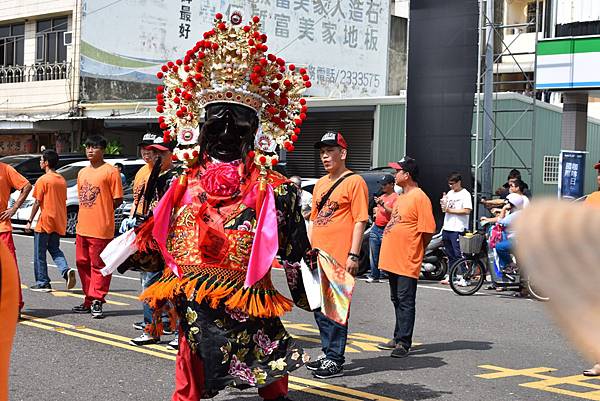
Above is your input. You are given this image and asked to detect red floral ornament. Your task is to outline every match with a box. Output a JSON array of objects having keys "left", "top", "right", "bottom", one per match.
[{"left": 201, "top": 161, "right": 242, "bottom": 197}]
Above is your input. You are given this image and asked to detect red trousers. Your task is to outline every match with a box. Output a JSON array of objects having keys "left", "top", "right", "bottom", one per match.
[
  {"left": 75, "top": 235, "right": 112, "bottom": 305},
  {"left": 0, "top": 231, "right": 23, "bottom": 310},
  {"left": 173, "top": 334, "right": 288, "bottom": 401}
]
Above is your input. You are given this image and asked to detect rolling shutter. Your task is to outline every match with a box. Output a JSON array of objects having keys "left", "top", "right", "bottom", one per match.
[{"left": 285, "top": 108, "right": 375, "bottom": 178}]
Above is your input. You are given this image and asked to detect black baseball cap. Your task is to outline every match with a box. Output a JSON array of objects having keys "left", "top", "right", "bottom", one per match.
[
  {"left": 138, "top": 132, "right": 158, "bottom": 147},
  {"left": 388, "top": 157, "right": 419, "bottom": 181},
  {"left": 314, "top": 131, "right": 348, "bottom": 149},
  {"left": 379, "top": 174, "right": 395, "bottom": 185}
]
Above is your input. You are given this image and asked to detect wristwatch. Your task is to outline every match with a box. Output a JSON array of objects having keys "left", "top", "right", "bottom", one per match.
[{"left": 348, "top": 252, "right": 359, "bottom": 262}]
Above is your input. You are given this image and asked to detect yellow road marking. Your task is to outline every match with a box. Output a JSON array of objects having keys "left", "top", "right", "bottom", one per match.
[
  {"left": 288, "top": 383, "right": 363, "bottom": 401},
  {"left": 290, "top": 376, "right": 402, "bottom": 401},
  {"left": 22, "top": 315, "right": 177, "bottom": 354},
  {"left": 477, "top": 365, "right": 556, "bottom": 379},
  {"left": 20, "top": 320, "right": 176, "bottom": 360},
  {"left": 49, "top": 290, "right": 129, "bottom": 306},
  {"left": 21, "top": 314, "right": 403, "bottom": 401},
  {"left": 478, "top": 365, "right": 600, "bottom": 401},
  {"left": 69, "top": 288, "right": 141, "bottom": 301}
]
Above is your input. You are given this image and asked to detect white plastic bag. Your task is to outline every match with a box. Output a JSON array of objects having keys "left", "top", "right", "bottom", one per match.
[
  {"left": 100, "top": 229, "right": 138, "bottom": 276},
  {"left": 300, "top": 259, "right": 321, "bottom": 310}
]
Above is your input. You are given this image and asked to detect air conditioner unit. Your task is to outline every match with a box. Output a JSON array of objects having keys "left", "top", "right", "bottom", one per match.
[{"left": 63, "top": 31, "right": 73, "bottom": 46}]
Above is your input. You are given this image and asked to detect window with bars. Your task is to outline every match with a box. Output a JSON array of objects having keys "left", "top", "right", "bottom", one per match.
[
  {"left": 36, "top": 17, "right": 68, "bottom": 64},
  {"left": 543, "top": 155, "right": 560, "bottom": 184},
  {"left": 0, "top": 23, "right": 25, "bottom": 67}
]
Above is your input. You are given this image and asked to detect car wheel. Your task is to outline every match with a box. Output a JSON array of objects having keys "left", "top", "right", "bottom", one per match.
[{"left": 66, "top": 207, "right": 78, "bottom": 237}]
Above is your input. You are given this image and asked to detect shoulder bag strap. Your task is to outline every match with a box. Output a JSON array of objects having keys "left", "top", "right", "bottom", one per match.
[{"left": 316, "top": 172, "right": 356, "bottom": 212}]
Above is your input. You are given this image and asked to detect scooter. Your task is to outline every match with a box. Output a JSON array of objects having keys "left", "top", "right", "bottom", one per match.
[{"left": 421, "top": 232, "right": 448, "bottom": 281}]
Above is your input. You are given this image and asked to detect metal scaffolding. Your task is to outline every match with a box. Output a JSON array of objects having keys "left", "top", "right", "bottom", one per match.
[{"left": 472, "top": 0, "right": 541, "bottom": 224}]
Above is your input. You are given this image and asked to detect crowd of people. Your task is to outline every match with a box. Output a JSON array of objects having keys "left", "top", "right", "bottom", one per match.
[{"left": 1, "top": 12, "right": 599, "bottom": 401}]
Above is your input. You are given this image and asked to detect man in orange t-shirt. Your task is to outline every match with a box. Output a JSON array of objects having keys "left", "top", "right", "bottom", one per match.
[
  {"left": 378, "top": 157, "right": 435, "bottom": 358},
  {"left": 0, "top": 161, "right": 32, "bottom": 311},
  {"left": 307, "top": 131, "right": 369, "bottom": 379},
  {"left": 25, "top": 150, "right": 75, "bottom": 292},
  {"left": 73, "top": 135, "right": 123, "bottom": 319}
]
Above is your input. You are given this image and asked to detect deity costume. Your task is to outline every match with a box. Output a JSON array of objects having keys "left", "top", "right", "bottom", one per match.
[{"left": 135, "top": 11, "right": 313, "bottom": 401}]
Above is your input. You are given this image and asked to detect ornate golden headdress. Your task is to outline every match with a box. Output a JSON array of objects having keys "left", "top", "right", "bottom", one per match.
[{"left": 155, "top": 12, "right": 311, "bottom": 168}]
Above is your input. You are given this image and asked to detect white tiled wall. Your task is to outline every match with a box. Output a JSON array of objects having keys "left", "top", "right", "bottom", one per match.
[{"left": 0, "top": 0, "right": 81, "bottom": 115}]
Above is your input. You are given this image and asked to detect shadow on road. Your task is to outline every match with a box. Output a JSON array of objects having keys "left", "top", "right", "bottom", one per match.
[
  {"left": 355, "top": 381, "right": 452, "bottom": 401},
  {"left": 411, "top": 340, "right": 493, "bottom": 356}
]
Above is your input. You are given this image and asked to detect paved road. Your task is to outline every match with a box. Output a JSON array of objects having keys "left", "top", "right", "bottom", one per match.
[{"left": 8, "top": 232, "right": 594, "bottom": 401}]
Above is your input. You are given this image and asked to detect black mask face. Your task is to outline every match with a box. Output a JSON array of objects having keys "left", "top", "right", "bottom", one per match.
[{"left": 200, "top": 103, "right": 259, "bottom": 162}]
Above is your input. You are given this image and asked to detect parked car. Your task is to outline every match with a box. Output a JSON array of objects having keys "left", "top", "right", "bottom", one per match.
[
  {"left": 9, "top": 158, "right": 145, "bottom": 236},
  {"left": 0, "top": 153, "right": 128, "bottom": 184}
]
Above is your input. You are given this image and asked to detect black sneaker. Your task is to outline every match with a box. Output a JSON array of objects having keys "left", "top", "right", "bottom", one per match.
[
  {"left": 30, "top": 284, "right": 52, "bottom": 292},
  {"left": 91, "top": 300, "right": 104, "bottom": 319},
  {"left": 391, "top": 344, "right": 410, "bottom": 358},
  {"left": 305, "top": 355, "right": 325, "bottom": 371},
  {"left": 72, "top": 303, "right": 91, "bottom": 314},
  {"left": 63, "top": 269, "right": 77, "bottom": 290},
  {"left": 377, "top": 339, "right": 397, "bottom": 350},
  {"left": 312, "top": 359, "right": 344, "bottom": 379},
  {"left": 133, "top": 321, "right": 146, "bottom": 330}
]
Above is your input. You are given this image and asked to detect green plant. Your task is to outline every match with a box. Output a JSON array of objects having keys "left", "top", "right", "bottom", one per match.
[{"left": 105, "top": 140, "right": 123, "bottom": 155}]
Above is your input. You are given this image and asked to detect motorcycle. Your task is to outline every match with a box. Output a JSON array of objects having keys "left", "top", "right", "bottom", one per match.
[{"left": 421, "top": 232, "right": 448, "bottom": 281}]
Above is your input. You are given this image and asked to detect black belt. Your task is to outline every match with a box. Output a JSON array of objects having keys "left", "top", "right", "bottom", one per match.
[{"left": 375, "top": 224, "right": 386, "bottom": 229}]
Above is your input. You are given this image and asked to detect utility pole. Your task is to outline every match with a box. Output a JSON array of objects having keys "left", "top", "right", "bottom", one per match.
[{"left": 482, "top": 0, "right": 494, "bottom": 198}]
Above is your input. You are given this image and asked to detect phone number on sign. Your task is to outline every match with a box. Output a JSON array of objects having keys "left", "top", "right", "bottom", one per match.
[{"left": 336, "top": 70, "right": 381, "bottom": 89}]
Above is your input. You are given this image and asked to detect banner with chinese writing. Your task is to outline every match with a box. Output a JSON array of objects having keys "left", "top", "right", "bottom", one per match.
[
  {"left": 558, "top": 150, "right": 587, "bottom": 199},
  {"left": 80, "top": 0, "right": 390, "bottom": 98}
]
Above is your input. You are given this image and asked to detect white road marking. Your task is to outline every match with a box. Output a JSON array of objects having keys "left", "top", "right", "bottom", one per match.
[{"left": 13, "top": 233, "right": 75, "bottom": 244}]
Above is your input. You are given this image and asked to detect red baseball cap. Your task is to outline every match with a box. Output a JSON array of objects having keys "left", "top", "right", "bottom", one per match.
[
  {"left": 145, "top": 136, "right": 176, "bottom": 152},
  {"left": 314, "top": 131, "right": 347, "bottom": 149}
]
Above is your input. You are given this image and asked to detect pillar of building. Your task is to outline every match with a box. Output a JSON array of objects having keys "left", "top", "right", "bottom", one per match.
[{"left": 561, "top": 92, "right": 589, "bottom": 150}]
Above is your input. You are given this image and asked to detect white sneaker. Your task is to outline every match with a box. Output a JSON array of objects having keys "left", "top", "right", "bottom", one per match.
[
  {"left": 130, "top": 332, "right": 160, "bottom": 346},
  {"left": 166, "top": 337, "right": 179, "bottom": 350},
  {"left": 456, "top": 278, "right": 470, "bottom": 287}
]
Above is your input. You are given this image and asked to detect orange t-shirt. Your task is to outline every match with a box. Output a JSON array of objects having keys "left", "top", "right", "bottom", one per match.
[
  {"left": 379, "top": 187, "right": 436, "bottom": 279},
  {"left": 76, "top": 163, "right": 123, "bottom": 239},
  {"left": 585, "top": 191, "right": 600, "bottom": 208},
  {"left": 310, "top": 173, "right": 369, "bottom": 266},
  {"left": 33, "top": 172, "right": 67, "bottom": 235},
  {"left": 374, "top": 192, "right": 399, "bottom": 227},
  {"left": 0, "top": 163, "right": 29, "bottom": 233},
  {"left": 131, "top": 164, "right": 152, "bottom": 216}
]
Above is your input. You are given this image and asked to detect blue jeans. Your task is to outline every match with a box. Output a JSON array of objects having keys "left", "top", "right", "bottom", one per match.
[
  {"left": 314, "top": 310, "right": 348, "bottom": 365},
  {"left": 442, "top": 230, "right": 463, "bottom": 268},
  {"left": 495, "top": 239, "right": 513, "bottom": 269},
  {"left": 388, "top": 273, "right": 418, "bottom": 350},
  {"left": 369, "top": 225, "right": 385, "bottom": 279},
  {"left": 33, "top": 232, "right": 69, "bottom": 286},
  {"left": 141, "top": 271, "right": 163, "bottom": 325}
]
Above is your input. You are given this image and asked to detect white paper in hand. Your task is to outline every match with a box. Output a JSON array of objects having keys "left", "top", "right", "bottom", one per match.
[
  {"left": 300, "top": 259, "right": 321, "bottom": 310},
  {"left": 100, "top": 229, "right": 138, "bottom": 276}
]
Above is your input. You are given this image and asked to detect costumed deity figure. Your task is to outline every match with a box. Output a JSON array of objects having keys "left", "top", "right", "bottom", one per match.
[{"left": 138, "top": 11, "right": 312, "bottom": 401}]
